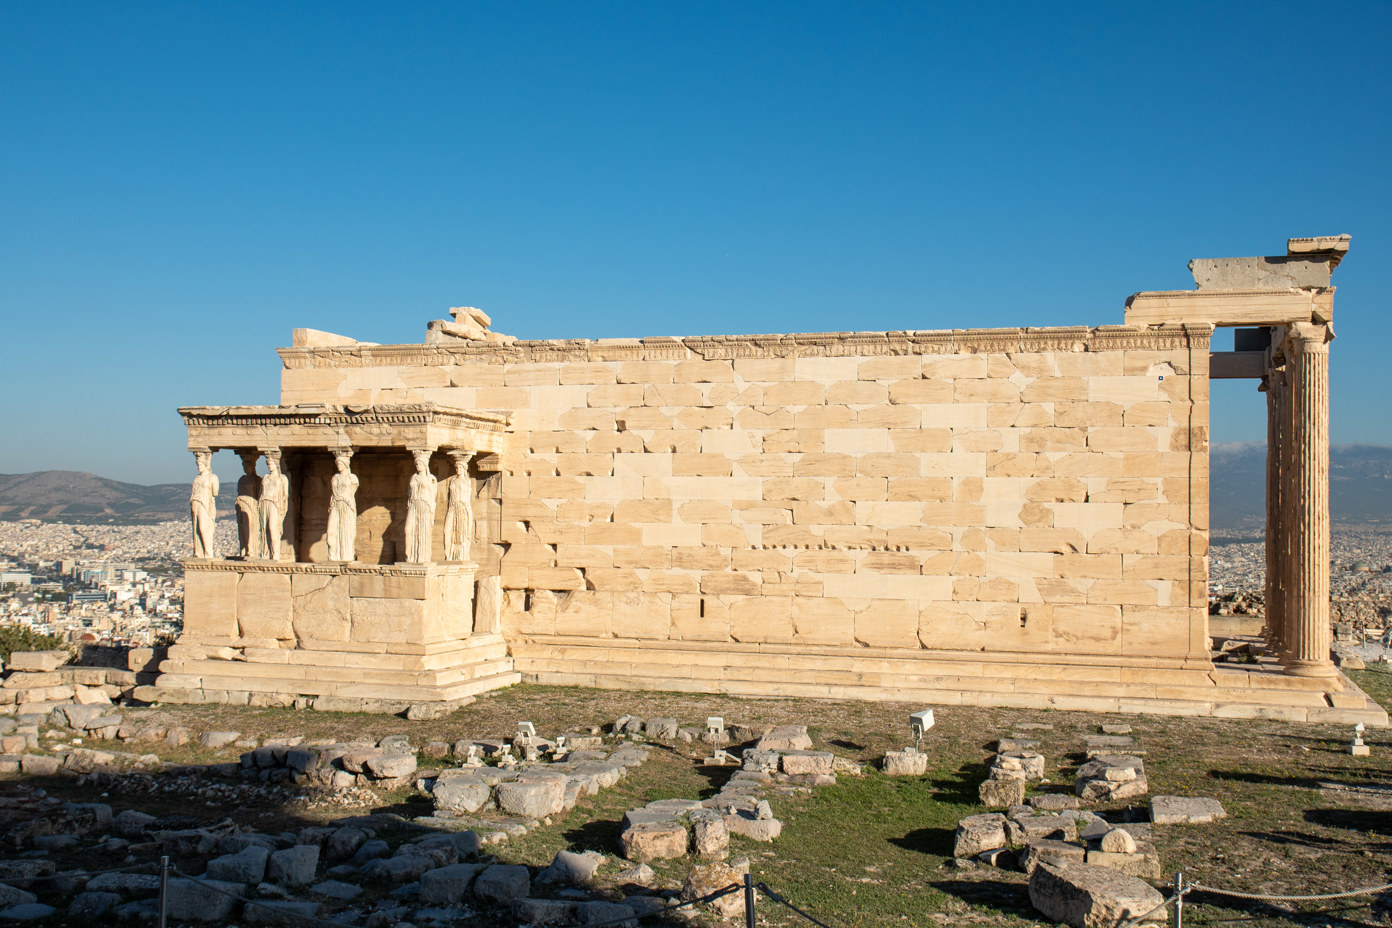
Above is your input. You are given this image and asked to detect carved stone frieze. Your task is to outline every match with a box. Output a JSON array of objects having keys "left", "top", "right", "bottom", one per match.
[{"left": 279, "top": 324, "right": 1208, "bottom": 370}]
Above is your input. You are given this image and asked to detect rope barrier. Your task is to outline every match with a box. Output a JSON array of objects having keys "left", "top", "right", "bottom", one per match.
[
  {"left": 21, "top": 858, "right": 158, "bottom": 883},
  {"left": 169, "top": 866, "right": 365, "bottom": 928},
  {"left": 570, "top": 882, "right": 743, "bottom": 928},
  {"left": 755, "top": 881, "right": 841, "bottom": 928},
  {"left": 1190, "top": 880, "right": 1392, "bottom": 903},
  {"left": 1117, "top": 887, "right": 1189, "bottom": 928},
  {"left": 1111, "top": 869, "right": 1392, "bottom": 928}
]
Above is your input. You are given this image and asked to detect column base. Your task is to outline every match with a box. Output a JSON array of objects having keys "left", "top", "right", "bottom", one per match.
[{"left": 1284, "top": 659, "right": 1338, "bottom": 678}]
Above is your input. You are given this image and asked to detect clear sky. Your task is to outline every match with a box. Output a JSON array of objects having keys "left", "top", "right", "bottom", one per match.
[{"left": 2, "top": 2, "right": 1389, "bottom": 485}]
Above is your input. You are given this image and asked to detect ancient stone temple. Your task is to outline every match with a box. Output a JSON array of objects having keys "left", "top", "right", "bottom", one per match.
[{"left": 147, "top": 236, "right": 1386, "bottom": 724}]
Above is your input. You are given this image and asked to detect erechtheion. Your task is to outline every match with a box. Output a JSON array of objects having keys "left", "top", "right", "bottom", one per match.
[{"left": 145, "top": 235, "right": 1387, "bottom": 724}]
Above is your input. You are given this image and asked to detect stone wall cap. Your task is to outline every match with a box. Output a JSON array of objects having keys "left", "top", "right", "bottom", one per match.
[{"left": 1287, "top": 234, "right": 1350, "bottom": 256}]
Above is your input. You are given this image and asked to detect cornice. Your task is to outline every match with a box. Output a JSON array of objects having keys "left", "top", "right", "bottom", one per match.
[
  {"left": 178, "top": 403, "right": 510, "bottom": 433},
  {"left": 278, "top": 325, "right": 1207, "bottom": 369},
  {"left": 183, "top": 559, "right": 479, "bottom": 576}
]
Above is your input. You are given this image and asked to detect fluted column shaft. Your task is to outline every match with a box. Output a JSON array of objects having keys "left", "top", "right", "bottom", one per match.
[
  {"left": 1284, "top": 323, "right": 1335, "bottom": 677},
  {"left": 1262, "top": 371, "right": 1286, "bottom": 655}
]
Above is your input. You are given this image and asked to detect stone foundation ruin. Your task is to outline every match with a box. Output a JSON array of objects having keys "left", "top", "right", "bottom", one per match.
[{"left": 147, "top": 235, "right": 1387, "bottom": 724}]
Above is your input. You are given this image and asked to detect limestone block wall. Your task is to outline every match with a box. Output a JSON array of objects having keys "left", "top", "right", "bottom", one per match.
[
  {"left": 279, "top": 324, "right": 1212, "bottom": 671},
  {"left": 182, "top": 563, "right": 479, "bottom": 650}
]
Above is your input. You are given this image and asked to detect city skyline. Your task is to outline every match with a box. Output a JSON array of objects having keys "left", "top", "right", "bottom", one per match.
[{"left": 3, "top": 3, "right": 1390, "bottom": 485}]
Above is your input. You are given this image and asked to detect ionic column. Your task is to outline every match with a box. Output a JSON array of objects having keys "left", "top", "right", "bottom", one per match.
[
  {"left": 1261, "top": 371, "right": 1286, "bottom": 655},
  {"left": 1283, "top": 323, "right": 1336, "bottom": 677}
]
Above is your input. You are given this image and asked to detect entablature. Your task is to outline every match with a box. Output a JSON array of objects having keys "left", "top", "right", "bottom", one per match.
[{"left": 178, "top": 403, "right": 509, "bottom": 455}]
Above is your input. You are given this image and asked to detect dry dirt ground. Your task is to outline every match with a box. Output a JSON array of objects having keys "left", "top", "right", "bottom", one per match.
[{"left": 11, "top": 675, "right": 1392, "bottom": 928}]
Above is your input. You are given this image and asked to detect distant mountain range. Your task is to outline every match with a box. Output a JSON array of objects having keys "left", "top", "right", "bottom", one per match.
[
  {"left": 0, "top": 471, "right": 231, "bottom": 523},
  {"left": 3, "top": 446, "right": 1391, "bottom": 527},
  {"left": 1210, "top": 443, "right": 1392, "bottom": 532}
]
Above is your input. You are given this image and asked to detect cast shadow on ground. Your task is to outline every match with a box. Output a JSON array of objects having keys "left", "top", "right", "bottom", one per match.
[
  {"left": 889, "top": 826, "right": 954, "bottom": 857},
  {"left": 1207, "top": 768, "right": 1326, "bottom": 791},
  {"left": 930, "top": 877, "right": 1033, "bottom": 917},
  {"left": 930, "top": 760, "right": 990, "bottom": 806},
  {"left": 1306, "top": 807, "right": 1392, "bottom": 839},
  {"left": 1185, "top": 891, "right": 1386, "bottom": 928},
  {"left": 562, "top": 816, "right": 623, "bottom": 856}
]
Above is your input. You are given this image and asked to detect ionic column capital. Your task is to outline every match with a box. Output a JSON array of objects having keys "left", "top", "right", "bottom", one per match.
[{"left": 1287, "top": 322, "right": 1334, "bottom": 352}]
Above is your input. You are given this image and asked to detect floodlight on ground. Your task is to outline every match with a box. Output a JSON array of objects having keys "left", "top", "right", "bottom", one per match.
[{"left": 910, "top": 709, "right": 936, "bottom": 742}]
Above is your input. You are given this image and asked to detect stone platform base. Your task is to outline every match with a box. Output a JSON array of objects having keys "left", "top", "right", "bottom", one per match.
[
  {"left": 140, "top": 633, "right": 520, "bottom": 710},
  {"left": 509, "top": 636, "right": 1389, "bottom": 726}
]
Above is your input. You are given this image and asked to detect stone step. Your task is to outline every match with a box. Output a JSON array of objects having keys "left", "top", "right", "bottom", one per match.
[
  {"left": 160, "top": 652, "right": 515, "bottom": 690},
  {"left": 508, "top": 640, "right": 1388, "bottom": 726}
]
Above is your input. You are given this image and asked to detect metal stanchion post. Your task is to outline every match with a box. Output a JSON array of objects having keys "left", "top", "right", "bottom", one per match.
[
  {"left": 744, "top": 873, "right": 756, "bottom": 928},
  {"left": 159, "top": 855, "right": 170, "bottom": 928},
  {"left": 1175, "top": 870, "right": 1183, "bottom": 928}
]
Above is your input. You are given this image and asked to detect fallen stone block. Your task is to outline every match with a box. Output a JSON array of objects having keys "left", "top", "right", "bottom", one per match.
[
  {"left": 692, "top": 817, "right": 729, "bottom": 858},
  {"left": 0, "top": 888, "right": 35, "bottom": 910},
  {"left": 1150, "top": 796, "right": 1226, "bottom": 825},
  {"left": 165, "top": 878, "right": 241, "bottom": 923},
  {"left": 0, "top": 860, "right": 54, "bottom": 888},
  {"left": 419, "top": 863, "right": 485, "bottom": 905},
  {"left": 434, "top": 776, "right": 492, "bottom": 814},
  {"left": 980, "top": 777, "right": 1026, "bottom": 809},
  {"left": 67, "top": 890, "right": 120, "bottom": 921},
  {"left": 266, "top": 845, "right": 318, "bottom": 887},
  {"left": 18, "top": 756, "right": 58, "bottom": 777},
  {"left": 882, "top": 750, "right": 928, "bottom": 776},
  {"left": 723, "top": 812, "right": 781, "bottom": 841},
  {"left": 206, "top": 846, "right": 269, "bottom": 885},
  {"left": 363, "top": 752, "right": 416, "bottom": 779},
  {"left": 1029, "top": 861, "right": 1168, "bottom": 927},
  {"left": 780, "top": 751, "right": 834, "bottom": 776},
  {"left": 495, "top": 777, "right": 565, "bottom": 818},
  {"left": 515, "top": 897, "right": 577, "bottom": 925},
  {"left": 682, "top": 861, "right": 747, "bottom": 919},
  {"left": 199, "top": 731, "right": 241, "bottom": 750},
  {"left": 1087, "top": 842, "right": 1162, "bottom": 880},
  {"left": 536, "top": 850, "right": 604, "bottom": 886},
  {"left": 473, "top": 863, "right": 532, "bottom": 906},
  {"left": 1075, "top": 755, "right": 1148, "bottom": 803},
  {"left": 7, "top": 652, "right": 68, "bottom": 673},
  {"left": 1019, "top": 838, "right": 1088, "bottom": 874},
  {"left": 954, "top": 813, "right": 1007, "bottom": 858},
  {"left": 360, "top": 855, "right": 432, "bottom": 884},
  {"left": 0, "top": 902, "right": 56, "bottom": 921},
  {"left": 619, "top": 822, "right": 688, "bottom": 861},
  {"left": 241, "top": 900, "right": 322, "bottom": 926},
  {"left": 575, "top": 900, "right": 638, "bottom": 927},
  {"left": 84, "top": 872, "right": 160, "bottom": 897},
  {"left": 756, "top": 725, "right": 812, "bottom": 751}
]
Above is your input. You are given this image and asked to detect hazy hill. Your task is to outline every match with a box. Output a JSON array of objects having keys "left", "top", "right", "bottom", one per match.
[
  {"left": 1210, "top": 443, "right": 1392, "bottom": 532},
  {"left": 2, "top": 446, "right": 1391, "bottom": 527},
  {"left": 0, "top": 471, "right": 229, "bottom": 523}
]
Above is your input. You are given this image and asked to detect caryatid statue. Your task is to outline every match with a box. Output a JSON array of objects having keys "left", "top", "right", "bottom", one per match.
[
  {"left": 326, "top": 450, "right": 359, "bottom": 562},
  {"left": 442, "top": 451, "right": 474, "bottom": 562},
  {"left": 260, "top": 449, "right": 290, "bottom": 561},
  {"left": 189, "top": 451, "right": 219, "bottom": 559},
  {"left": 234, "top": 451, "right": 262, "bottom": 559},
  {"left": 404, "top": 449, "right": 438, "bottom": 563}
]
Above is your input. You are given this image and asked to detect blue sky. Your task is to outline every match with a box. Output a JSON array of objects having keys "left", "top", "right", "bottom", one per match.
[{"left": 2, "top": 2, "right": 1389, "bottom": 485}]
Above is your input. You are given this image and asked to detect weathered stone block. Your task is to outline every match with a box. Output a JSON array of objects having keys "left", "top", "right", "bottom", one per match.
[{"left": 1028, "top": 861, "right": 1168, "bottom": 927}]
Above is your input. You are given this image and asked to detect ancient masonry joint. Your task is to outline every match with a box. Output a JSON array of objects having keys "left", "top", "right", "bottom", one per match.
[{"left": 145, "top": 237, "right": 1387, "bottom": 724}]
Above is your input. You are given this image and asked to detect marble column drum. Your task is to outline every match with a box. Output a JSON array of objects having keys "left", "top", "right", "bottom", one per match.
[{"left": 1283, "top": 323, "right": 1336, "bottom": 677}]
